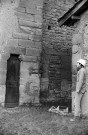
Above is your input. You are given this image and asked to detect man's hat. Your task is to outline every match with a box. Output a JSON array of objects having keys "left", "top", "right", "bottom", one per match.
[{"left": 77, "top": 59, "right": 86, "bottom": 67}]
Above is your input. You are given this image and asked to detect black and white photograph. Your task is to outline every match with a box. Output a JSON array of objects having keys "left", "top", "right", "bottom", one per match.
[{"left": 0, "top": 0, "right": 88, "bottom": 134}]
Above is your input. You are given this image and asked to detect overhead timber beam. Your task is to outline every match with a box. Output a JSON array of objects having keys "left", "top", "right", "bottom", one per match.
[{"left": 58, "top": 0, "right": 88, "bottom": 26}]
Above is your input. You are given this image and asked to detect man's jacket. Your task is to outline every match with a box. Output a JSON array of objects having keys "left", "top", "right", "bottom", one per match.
[{"left": 76, "top": 68, "right": 86, "bottom": 94}]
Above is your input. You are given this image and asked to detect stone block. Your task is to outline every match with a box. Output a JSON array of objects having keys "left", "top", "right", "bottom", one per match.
[
  {"left": 20, "top": 77, "right": 29, "bottom": 85},
  {"left": 28, "top": 34, "right": 34, "bottom": 40},
  {"left": 20, "top": 61, "right": 39, "bottom": 77},
  {"left": 34, "top": 0, "right": 43, "bottom": 6},
  {"left": 18, "top": 39, "right": 34, "bottom": 48},
  {"left": 19, "top": 55, "right": 37, "bottom": 62},
  {"left": 34, "top": 14, "right": 43, "bottom": 23},
  {"left": 20, "top": 26, "right": 35, "bottom": 34},
  {"left": 20, "top": 61, "right": 32, "bottom": 71},
  {"left": 72, "top": 33, "right": 82, "bottom": 45},
  {"left": 34, "top": 15, "right": 43, "bottom": 23},
  {"left": 29, "top": 74, "right": 40, "bottom": 103},
  {"left": 7, "top": 39, "right": 18, "bottom": 47},
  {"left": 4, "top": 46, "right": 26, "bottom": 55},
  {"left": 0, "top": 75, "right": 6, "bottom": 85},
  {"left": 0, "top": 70, "right": 6, "bottom": 76},
  {"left": 19, "top": 0, "right": 28, "bottom": 8},
  {"left": 15, "top": 7, "right": 26, "bottom": 13},
  {"left": 20, "top": 67, "right": 30, "bottom": 85},
  {"left": 19, "top": 19, "right": 35, "bottom": 27},
  {"left": 72, "top": 45, "right": 79, "bottom": 54},
  {"left": 85, "top": 26, "right": 88, "bottom": 38},
  {"left": 83, "top": 47, "right": 88, "bottom": 53},
  {"left": 12, "top": 32, "right": 29, "bottom": 40},
  {"left": 26, "top": 48, "right": 41, "bottom": 56},
  {"left": 15, "top": 12, "right": 34, "bottom": 22},
  {"left": 26, "top": 7, "right": 36, "bottom": 15},
  {"left": 19, "top": 19, "right": 42, "bottom": 29},
  {"left": 26, "top": 0, "right": 35, "bottom": 8},
  {"left": 36, "top": 9, "right": 42, "bottom": 16},
  {"left": 33, "top": 35, "right": 42, "bottom": 42},
  {"left": 0, "top": 61, "right": 7, "bottom": 71},
  {"left": 19, "top": 84, "right": 31, "bottom": 105},
  {"left": 34, "top": 42, "right": 41, "bottom": 49},
  {"left": 35, "top": 22, "right": 42, "bottom": 29},
  {"left": 36, "top": 5, "right": 43, "bottom": 11},
  {"left": 35, "top": 29, "right": 42, "bottom": 35},
  {"left": 72, "top": 53, "right": 81, "bottom": 66},
  {"left": 1, "top": 53, "right": 10, "bottom": 61}
]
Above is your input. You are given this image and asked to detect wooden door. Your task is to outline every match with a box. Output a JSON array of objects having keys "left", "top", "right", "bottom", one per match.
[{"left": 5, "top": 54, "right": 20, "bottom": 108}]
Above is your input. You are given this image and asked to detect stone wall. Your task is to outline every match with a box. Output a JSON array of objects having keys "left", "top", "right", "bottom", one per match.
[
  {"left": 0, "top": 0, "right": 19, "bottom": 106},
  {"left": 0, "top": 0, "right": 43, "bottom": 106},
  {"left": 0, "top": 0, "right": 82, "bottom": 109},
  {"left": 40, "top": 0, "right": 75, "bottom": 108}
]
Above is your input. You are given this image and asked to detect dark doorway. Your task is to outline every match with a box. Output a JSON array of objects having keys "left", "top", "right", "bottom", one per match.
[
  {"left": 5, "top": 54, "right": 20, "bottom": 108},
  {"left": 40, "top": 48, "right": 72, "bottom": 111},
  {"left": 48, "top": 55, "right": 61, "bottom": 97}
]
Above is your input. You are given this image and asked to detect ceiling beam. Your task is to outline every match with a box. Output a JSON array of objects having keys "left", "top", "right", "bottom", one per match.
[{"left": 58, "top": 0, "right": 88, "bottom": 26}]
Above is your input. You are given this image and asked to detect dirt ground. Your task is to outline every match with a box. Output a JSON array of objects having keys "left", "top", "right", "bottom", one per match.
[{"left": 0, "top": 105, "right": 88, "bottom": 135}]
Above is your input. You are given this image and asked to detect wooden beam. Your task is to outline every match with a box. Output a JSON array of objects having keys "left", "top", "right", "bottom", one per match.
[
  {"left": 71, "top": 15, "right": 80, "bottom": 19},
  {"left": 58, "top": 0, "right": 88, "bottom": 26}
]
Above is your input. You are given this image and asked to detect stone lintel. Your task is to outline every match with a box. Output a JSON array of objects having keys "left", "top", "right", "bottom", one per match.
[{"left": 19, "top": 55, "right": 37, "bottom": 62}]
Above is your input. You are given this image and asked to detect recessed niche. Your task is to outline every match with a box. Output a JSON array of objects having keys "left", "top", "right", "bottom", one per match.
[{"left": 48, "top": 25, "right": 51, "bottom": 30}]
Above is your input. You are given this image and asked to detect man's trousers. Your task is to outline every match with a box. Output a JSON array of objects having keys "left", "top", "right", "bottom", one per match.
[{"left": 74, "top": 92, "right": 84, "bottom": 117}]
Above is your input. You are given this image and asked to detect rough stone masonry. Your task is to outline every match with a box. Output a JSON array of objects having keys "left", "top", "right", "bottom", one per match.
[
  {"left": 40, "top": 0, "right": 75, "bottom": 110},
  {"left": 1, "top": 0, "right": 88, "bottom": 113},
  {"left": 0, "top": 0, "right": 43, "bottom": 106}
]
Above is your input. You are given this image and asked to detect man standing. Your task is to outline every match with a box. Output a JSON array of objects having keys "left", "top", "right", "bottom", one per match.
[{"left": 71, "top": 59, "right": 87, "bottom": 121}]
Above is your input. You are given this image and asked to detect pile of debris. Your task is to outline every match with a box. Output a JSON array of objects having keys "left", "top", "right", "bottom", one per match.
[{"left": 48, "top": 106, "right": 68, "bottom": 115}]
